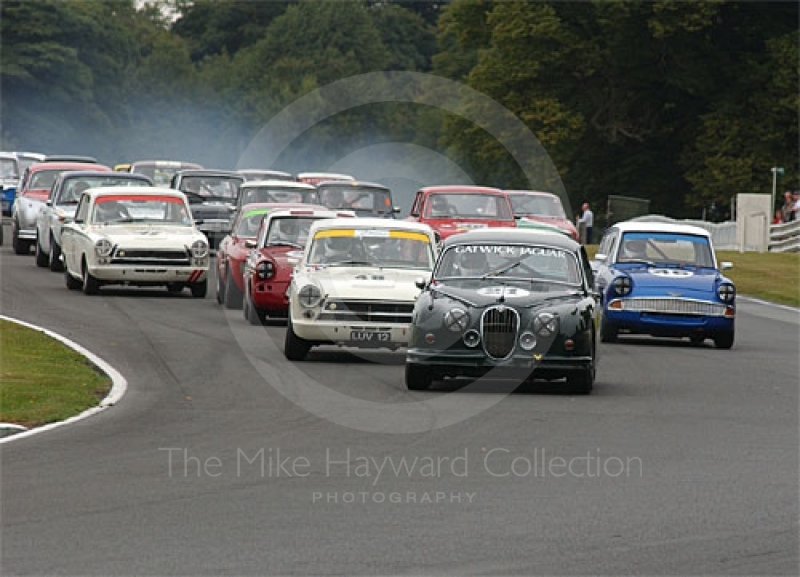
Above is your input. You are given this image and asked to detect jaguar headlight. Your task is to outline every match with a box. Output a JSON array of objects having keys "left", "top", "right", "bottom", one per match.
[
  {"left": 191, "top": 240, "right": 208, "bottom": 258},
  {"left": 519, "top": 331, "right": 537, "bottom": 351},
  {"left": 443, "top": 308, "right": 469, "bottom": 333},
  {"left": 533, "top": 312, "right": 559, "bottom": 337},
  {"left": 298, "top": 284, "right": 322, "bottom": 308},
  {"left": 613, "top": 276, "right": 632, "bottom": 296},
  {"left": 256, "top": 261, "right": 274, "bottom": 280},
  {"left": 94, "top": 238, "right": 113, "bottom": 257},
  {"left": 718, "top": 283, "right": 735, "bottom": 302}
]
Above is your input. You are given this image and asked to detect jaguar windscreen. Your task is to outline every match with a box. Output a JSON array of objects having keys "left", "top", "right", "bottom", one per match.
[
  {"left": 180, "top": 176, "right": 241, "bottom": 199},
  {"left": 435, "top": 244, "right": 582, "bottom": 287},
  {"left": 307, "top": 228, "right": 433, "bottom": 269}
]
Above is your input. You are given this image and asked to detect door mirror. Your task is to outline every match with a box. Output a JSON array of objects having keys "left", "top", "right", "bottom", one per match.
[
  {"left": 594, "top": 253, "right": 607, "bottom": 263},
  {"left": 415, "top": 277, "right": 428, "bottom": 290},
  {"left": 245, "top": 239, "right": 256, "bottom": 249},
  {"left": 720, "top": 261, "right": 733, "bottom": 271},
  {"left": 45, "top": 199, "right": 53, "bottom": 206},
  {"left": 392, "top": 206, "right": 401, "bottom": 214}
]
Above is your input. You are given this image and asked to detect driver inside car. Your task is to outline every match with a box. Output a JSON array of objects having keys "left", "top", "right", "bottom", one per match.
[
  {"left": 458, "top": 250, "right": 488, "bottom": 277},
  {"left": 95, "top": 200, "right": 131, "bottom": 223},
  {"left": 621, "top": 238, "right": 649, "bottom": 260}
]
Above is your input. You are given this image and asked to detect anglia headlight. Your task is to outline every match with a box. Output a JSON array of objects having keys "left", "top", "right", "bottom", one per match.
[
  {"left": 613, "top": 276, "right": 632, "bottom": 296},
  {"left": 533, "top": 312, "right": 559, "bottom": 337},
  {"left": 297, "top": 284, "right": 322, "bottom": 308},
  {"left": 256, "top": 261, "right": 274, "bottom": 280},
  {"left": 191, "top": 240, "right": 208, "bottom": 258},
  {"left": 94, "top": 238, "right": 113, "bottom": 257},
  {"left": 718, "top": 283, "right": 735, "bottom": 302},
  {"left": 443, "top": 308, "right": 470, "bottom": 333}
]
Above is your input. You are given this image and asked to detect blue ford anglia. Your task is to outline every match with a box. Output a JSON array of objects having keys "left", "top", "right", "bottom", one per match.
[{"left": 591, "top": 221, "right": 735, "bottom": 348}]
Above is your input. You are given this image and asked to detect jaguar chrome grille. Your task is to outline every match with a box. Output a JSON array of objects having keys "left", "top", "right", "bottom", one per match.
[
  {"left": 318, "top": 300, "right": 414, "bottom": 324},
  {"left": 481, "top": 306, "right": 519, "bottom": 359},
  {"left": 619, "top": 297, "right": 728, "bottom": 317},
  {"left": 111, "top": 248, "right": 190, "bottom": 266}
]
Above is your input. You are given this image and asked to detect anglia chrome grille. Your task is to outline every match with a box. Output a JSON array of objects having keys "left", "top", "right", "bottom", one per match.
[
  {"left": 620, "top": 298, "right": 728, "bottom": 316},
  {"left": 481, "top": 306, "right": 519, "bottom": 359},
  {"left": 318, "top": 300, "right": 414, "bottom": 324}
]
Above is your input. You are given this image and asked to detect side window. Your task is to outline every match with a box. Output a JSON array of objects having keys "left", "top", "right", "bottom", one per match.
[
  {"left": 75, "top": 195, "right": 90, "bottom": 223},
  {"left": 410, "top": 191, "right": 423, "bottom": 217},
  {"left": 598, "top": 230, "right": 617, "bottom": 259}
]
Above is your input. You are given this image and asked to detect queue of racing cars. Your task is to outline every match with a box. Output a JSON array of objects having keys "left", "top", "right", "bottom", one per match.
[{"left": 4, "top": 155, "right": 737, "bottom": 394}]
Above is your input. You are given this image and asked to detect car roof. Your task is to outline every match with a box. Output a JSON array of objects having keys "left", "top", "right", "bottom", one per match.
[
  {"left": 442, "top": 227, "right": 581, "bottom": 250},
  {"left": 237, "top": 168, "right": 293, "bottom": 176},
  {"left": 29, "top": 162, "right": 110, "bottom": 172},
  {"left": 131, "top": 160, "right": 203, "bottom": 167},
  {"left": 316, "top": 180, "right": 389, "bottom": 190},
  {"left": 612, "top": 220, "right": 712, "bottom": 238},
  {"left": 505, "top": 189, "right": 561, "bottom": 198},
  {"left": 264, "top": 208, "right": 356, "bottom": 220},
  {"left": 296, "top": 172, "right": 355, "bottom": 180},
  {"left": 43, "top": 155, "right": 98, "bottom": 163},
  {"left": 310, "top": 217, "right": 435, "bottom": 234},
  {"left": 174, "top": 169, "right": 244, "bottom": 178},
  {"left": 58, "top": 170, "right": 150, "bottom": 179},
  {"left": 419, "top": 185, "right": 504, "bottom": 195},
  {"left": 241, "top": 180, "right": 316, "bottom": 190},
  {"left": 239, "top": 202, "right": 327, "bottom": 214},
  {"left": 89, "top": 186, "right": 187, "bottom": 199}
]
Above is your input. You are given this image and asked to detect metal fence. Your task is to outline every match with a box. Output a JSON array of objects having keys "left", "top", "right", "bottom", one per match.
[{"left": 769, "top": 220, "right": 800, "bottom": 253}]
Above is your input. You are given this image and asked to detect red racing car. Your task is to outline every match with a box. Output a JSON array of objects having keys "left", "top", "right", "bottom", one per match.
[
  {"left": 241, "top": 207, "right": 355, "bottom": 324},
  {"left": 216, "top": 202, "right": 326, "bottom": 309},
  {"left": 406, "top": 185, "right": 516, "bottom": 241}
]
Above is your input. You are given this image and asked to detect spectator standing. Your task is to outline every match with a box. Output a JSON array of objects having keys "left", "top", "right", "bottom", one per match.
[
  {"left": 576, "top": 202, "right": 594, "bottom": 244},
  {"left": 772, "top": 210, "right": 783, "bottom": 225},
  {"left": 792, "top": 190, "right": 800, "bottom": 222},
  {"left": 780, "top": 190, "right": 795, "bottom": 222}
]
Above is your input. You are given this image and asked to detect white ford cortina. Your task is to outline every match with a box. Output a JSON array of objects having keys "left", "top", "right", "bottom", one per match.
[
  {"left": 61, "top": 186, "right": 210, "bottom": 296},
  {"left": 284, "top": 218, "right": 438, "bottom": 360}
]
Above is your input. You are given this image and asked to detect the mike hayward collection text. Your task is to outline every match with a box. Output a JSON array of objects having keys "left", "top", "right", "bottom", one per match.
[{"left": 159, "top": 447, "right": 643, "bottom": 482}]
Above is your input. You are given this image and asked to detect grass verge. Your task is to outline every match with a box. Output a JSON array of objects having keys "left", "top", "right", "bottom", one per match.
[
  {"left": 0, "top": 320, "right": 111, "bottom": 428},
  {"left": 585, "top": 246, "right": 800, "bottom": 307},
  {"left": 715, "top": 250, "right": 800, "bottom": 307}
]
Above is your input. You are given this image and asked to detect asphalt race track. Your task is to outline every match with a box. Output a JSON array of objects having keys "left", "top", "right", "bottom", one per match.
[{"left": 1, "top": 227, "right": 798, "bottom": 575}]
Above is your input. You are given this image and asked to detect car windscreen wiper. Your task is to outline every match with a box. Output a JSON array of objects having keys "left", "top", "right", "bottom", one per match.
[
  {"left": 328, "top": 260, "right": 374, "bottom": 267},
  {"left": 482, "top": 261, "right": 520, "bottom": 279},
  {"left": 267, "top": 241, "right": 303, "bottom": 248}
]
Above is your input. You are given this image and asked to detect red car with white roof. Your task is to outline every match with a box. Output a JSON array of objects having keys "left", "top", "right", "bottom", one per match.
[
  {"left": 406, "top": 185, "right": 516, "bottom": 241},
  {"left": 241, "top": 207, "right": 355, "bottom": 324},
  {"left": 216, "top": 202, "right": 327, "bottom": 309},
  {"left": 505, "top": 189, "right": 579, "bottom": 241}
]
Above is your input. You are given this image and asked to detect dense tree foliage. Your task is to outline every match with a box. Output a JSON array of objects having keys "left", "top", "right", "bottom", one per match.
[{"left": 1, "top": 0, "right": 796, "bottom": 220}]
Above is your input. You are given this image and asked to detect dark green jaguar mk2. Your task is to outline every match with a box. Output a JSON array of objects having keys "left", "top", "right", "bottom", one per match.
[{"left": 406, "top": 228, "right": 599, "bottom": 394}]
